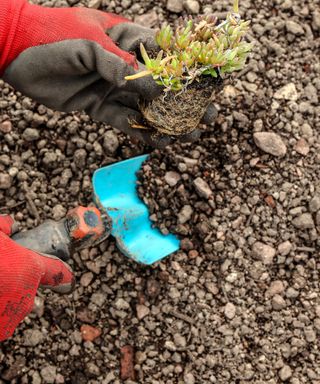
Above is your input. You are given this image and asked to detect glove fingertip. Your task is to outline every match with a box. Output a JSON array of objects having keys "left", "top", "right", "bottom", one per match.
[
  {"left": 39, "top": 254, "right": 74, "bottom": 294},
  {"left": 180, "top": 129, "right": 202, "bottom": 143},
  {"left": 126, "top": 63, "right": 162, "bottom": 100},
  {"left": 201, "top": 103, "right": 218, "bottom": 125},
  {"left": 0, "top": 215, "right": 17, "bottom": 236}
]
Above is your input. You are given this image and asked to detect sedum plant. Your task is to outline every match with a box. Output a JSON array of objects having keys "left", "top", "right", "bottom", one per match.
[{"left": 126, "top": 0, "right": 253, "bottom": 92}]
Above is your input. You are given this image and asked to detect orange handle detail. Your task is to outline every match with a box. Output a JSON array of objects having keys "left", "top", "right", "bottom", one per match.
[{"left": 67, "top": 206, "right": 105, "bottom": 241}]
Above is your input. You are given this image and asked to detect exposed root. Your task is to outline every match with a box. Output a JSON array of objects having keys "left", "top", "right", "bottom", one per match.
[{"left": 139, "top": 77, "right": 221, "bottom": 136}]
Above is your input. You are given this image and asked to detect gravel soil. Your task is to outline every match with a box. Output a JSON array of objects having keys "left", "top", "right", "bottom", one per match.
[{"left": 1, "top": 0, "right": 320, "bottom": 383}]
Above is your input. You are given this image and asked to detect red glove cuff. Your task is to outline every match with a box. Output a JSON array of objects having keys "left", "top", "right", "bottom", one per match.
[{"left": 0, "top": 0, "right": 136, "bottom": 75}]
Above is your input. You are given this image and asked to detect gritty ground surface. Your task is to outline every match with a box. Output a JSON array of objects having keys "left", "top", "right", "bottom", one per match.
[{"left": 1, "top": 0, "right": 320, "bottom": 383}]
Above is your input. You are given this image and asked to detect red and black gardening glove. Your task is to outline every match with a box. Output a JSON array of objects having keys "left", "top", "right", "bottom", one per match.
[
  {"left": 0, "top": 215, "right": 74, "bottom": 342},
  {"left": 0, "top": 0, "right": 217, "bottom": 147}
]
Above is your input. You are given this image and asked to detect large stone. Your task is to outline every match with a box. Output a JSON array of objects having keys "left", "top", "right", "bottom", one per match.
[
  {"left": 253, "top": 132, "right": 287, "bottom": 157},
  {"left": 274, "top": 83, "right": 298, "bottom": 101}
]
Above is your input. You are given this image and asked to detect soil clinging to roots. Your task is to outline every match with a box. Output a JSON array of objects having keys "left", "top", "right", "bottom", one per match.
[{"left": 140, "top": 76, "right": 221, "bottom": 136}]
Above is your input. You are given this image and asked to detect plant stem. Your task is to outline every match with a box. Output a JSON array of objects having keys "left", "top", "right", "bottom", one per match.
[{"left": 125, "top": 70, "right": 152, "bottom": 80}]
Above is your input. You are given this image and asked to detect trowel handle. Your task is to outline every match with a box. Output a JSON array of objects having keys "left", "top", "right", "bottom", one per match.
[
  {"left": 12, "top": 206, "right": 109, "bottom": 261},
  {"left": 12, "top": 220, "right": 71, "bottom": 260}
]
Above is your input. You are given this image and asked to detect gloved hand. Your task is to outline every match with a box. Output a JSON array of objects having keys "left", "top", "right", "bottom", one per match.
[
  {"left": 0, "top": 215, "right": 74, "bottom": 342},
  {"left": 0, "top": 0, "right": 217, "bottom": 148}
]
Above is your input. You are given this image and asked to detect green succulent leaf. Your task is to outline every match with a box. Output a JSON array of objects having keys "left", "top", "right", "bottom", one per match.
[
  {"left": 140, "top": 43, "right": 152, "bottom": 67},
  {"left": 202, "top": 68, "right": 218, "bottom": 77}
]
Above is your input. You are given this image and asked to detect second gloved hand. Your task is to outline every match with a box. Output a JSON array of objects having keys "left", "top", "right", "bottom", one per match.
[
  {"left": 0, "top": 0, "right": 217, "bottom": 148},
  {"left": 0, "top": 215, "right": 74, "bottom": 342}
]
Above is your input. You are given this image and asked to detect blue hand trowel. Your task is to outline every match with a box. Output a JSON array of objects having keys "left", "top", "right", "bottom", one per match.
[
  {"left": 92, "top": 155, "right": 180, "bottom": 265},
  {"left": 11, "top": 155, "right": 178, "bottom": 265}
]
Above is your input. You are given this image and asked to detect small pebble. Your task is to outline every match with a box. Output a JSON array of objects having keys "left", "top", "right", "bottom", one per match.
[
  {"left": 0, "top": 120, "right": 12, "bottom": 133},
  {"left": 80, "top": 272, "right": 94, "bottom": 287},
  {"left": 177, "top": 205, "right": 193, "bottom": 224},
  {"left": 274, "top": 83, "right": 298, "bottom": 101},
  {"left": 103, "top": 130, "right": 119, "bottom": 154},
  {"left": 253, "top": 132, "right": 287, "bottom": 157},
  {"left": 193, "top": 177, "right": 213, "bottom": 199},
  {"left": 136, "top": 304, "right": 150, "bottom": 320},
  {"left": 272, "top": 295, "right": 287, "bottom": 310},
  {"left": 166, "top": 0, "right": 183, "bottom": 13},
  {"left": 286, "top": 20, "right": 304, "bottom": 35},
  {"left": 0, "top": 173, "right": 12, "bottom": 189},
  {"left": 278, "top": 241, "right": 292, "bottom": 256},
  {"left": 294, "top": 138, "right": 309, "bottom": 156},
  {"left": 183, "top": 0, "right": 200, "bottom": 14},
  {"left": 22, "top": 128, "right": 40, "bottom": 141},
  {"left": 164, "top": 171, "right": 181, "bottom": 187},
  {"left": 52, "top": 204, "right": 67, "bottom": 220},
  {"left": 184, "top": 372, "right": 196, "bottom": 384},
  {"left": 267, "top": 281, "right": 285, "bottom": 297},
  {"left": 252, "top": 242, "right": 276, "bottom": 265},
  {"left": 23, "top": 329, "right": 45, "bottom": 347},
  {"left": 309, "top": 195, "right": 320, "bottom": 213},
  {"left": 279, "top": 365, "right": 292, "bottom": 381},
  {"left": 292, "top": 213, "right": 314, "bottom": 229},
  {"left": 224, "top": 302, "right": 236, "bottom": 319},
  {"left": 40, "top": 365, "right": 57, "bottom": 384},
  {"left": 80, "top": 325, "right": 101, "bottom": 342}
]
